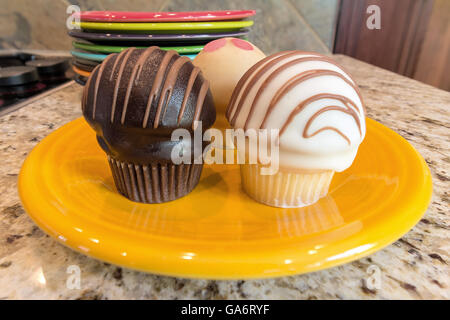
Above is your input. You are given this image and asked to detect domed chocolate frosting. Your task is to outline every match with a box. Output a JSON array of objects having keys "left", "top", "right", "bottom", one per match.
[{"left": 82, "top": 47, "right": 216, "bottom": 164}]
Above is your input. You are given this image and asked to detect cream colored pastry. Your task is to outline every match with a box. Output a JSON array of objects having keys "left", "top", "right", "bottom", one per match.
[
  {"left": 193, "top": 37, "right": 266, "bottom": 129},
  {"left": 226, "top": 51, "right": 366, "bottom": 207}
]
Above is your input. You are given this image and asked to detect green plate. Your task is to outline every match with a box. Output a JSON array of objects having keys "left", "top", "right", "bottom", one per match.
[
  {"left": 73, "top": 41, "right": 204, "bottom": 54},
  {"left": 73, "top": 20, "right": 253, "bottom": 32}
]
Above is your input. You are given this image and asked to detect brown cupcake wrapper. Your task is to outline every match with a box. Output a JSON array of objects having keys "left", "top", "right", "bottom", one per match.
[{"left": 107, "top": 156, "right": 203, "bottom": 203}]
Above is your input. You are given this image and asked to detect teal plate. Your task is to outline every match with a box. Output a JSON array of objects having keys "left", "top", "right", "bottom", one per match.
[{"left": 70, "top": 50, "right": 197, "bottom": 61}]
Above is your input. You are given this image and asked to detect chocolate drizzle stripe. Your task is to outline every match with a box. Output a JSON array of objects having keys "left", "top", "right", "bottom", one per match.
[
  {"left": 142, "top": 50, "right": 177, "bottom": 128},
  {"left": 177, "top": 67, "right": 200, "bottom": 125},
  {"left": 226, "top": 54, "right": 281, "bottom": 121},
  {"left": 121, "top": 47, "right": 158, "bottom": 124},
  {"left": 192, "top": 80, "right": 210, "bottom": 130},
  {"left": 109, "top": 52, "right": 123, "bottom": 81},
  {"left": 243, "top": 56, "right": 355, "bottom": 130},
  {"left": 278, "top": 93, "right": 363, "bottom": 145},
  {"left": 110, "top": 48, "right": 134, "bottom": 123},
  {"left": 305, "top": 126, "right": 351, "bottom": 145},
  {"left": 280, "top": 93, "right": 362, "bottom": 134},
  {"left": 136, "top": 46, "right": 158, "bottom": 81},
  {"left": 109, "top": 49, "right": 129, "bottom": 81},
  {"left": 280, "top": 93, "right": 361, "bottom": 135},
  {"left": 304, "top": 105, "right": 358, "bottom": 145},
  {"left": 92, "top": 54, "right": 114, "bottom": 119},
  {"left": 230, "top": 51, "right": 303, "bottom": 126},
  {"left": 156, "top": 90, "right": 171, "bottom": 127},
  {"left": 153, "top": 56, "right": 190, "bottom": 128},
  {"left": 260, "top": 70, "right": 362, "bottom": 129},
  {"left": 226, "top": 51, "right": 296, "bottom": 122}
]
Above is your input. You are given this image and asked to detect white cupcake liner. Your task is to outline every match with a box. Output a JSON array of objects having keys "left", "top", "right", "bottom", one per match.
[{"left": 240, "top": 164, "right": 334, "bottom": 208}]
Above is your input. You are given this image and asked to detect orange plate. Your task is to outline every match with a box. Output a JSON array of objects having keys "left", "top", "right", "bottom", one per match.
[
  {"left": 18, "top": 117, "right": 432, "bottom": 279},
  {"left": 73, "top": 65, "right": 91, "bottom": 78}
]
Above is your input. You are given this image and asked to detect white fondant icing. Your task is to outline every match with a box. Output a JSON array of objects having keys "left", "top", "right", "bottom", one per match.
[{"left": 227, "top": 51, "right": 366, "bottom": 172}]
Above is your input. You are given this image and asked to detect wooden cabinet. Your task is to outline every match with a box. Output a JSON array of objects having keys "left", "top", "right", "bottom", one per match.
[{"left": 334, "top": 0, "right": 449, "bottom": 91}]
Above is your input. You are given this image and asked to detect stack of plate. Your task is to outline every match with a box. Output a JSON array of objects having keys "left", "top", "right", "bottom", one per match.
[{"left": 68, "top": 10, "right": 255, "bottom": 84}]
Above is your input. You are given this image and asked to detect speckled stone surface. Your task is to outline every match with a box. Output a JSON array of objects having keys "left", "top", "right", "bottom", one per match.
[{"left": 0, "top": 55, "right": 448, "bottom": 300}]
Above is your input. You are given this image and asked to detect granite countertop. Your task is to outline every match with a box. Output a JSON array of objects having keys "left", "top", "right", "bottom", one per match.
[{"left": 0, "top": 55, "right": 448, "bottom": 300}]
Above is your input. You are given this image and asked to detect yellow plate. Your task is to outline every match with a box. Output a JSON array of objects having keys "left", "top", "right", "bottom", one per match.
[
  {"left": 74, "top": 20, "right": 253, "bottom": 32},
  {"left": 18, "top": 117, "right": 432, "bottom": 279}
]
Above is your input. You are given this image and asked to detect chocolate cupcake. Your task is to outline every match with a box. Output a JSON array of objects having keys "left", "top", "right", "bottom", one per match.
[{"left": 82, "top": 47, "right": 215, "bottom": 203}]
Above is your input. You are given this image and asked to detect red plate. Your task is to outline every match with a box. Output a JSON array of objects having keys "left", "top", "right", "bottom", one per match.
[{"left": 74, "top": 10, "right": 256, "bottom": 22}]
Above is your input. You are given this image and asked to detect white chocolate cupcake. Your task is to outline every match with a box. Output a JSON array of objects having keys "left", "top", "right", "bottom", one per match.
[{"left": 226, "top": 51, "right": 366, "bottom": 208}]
